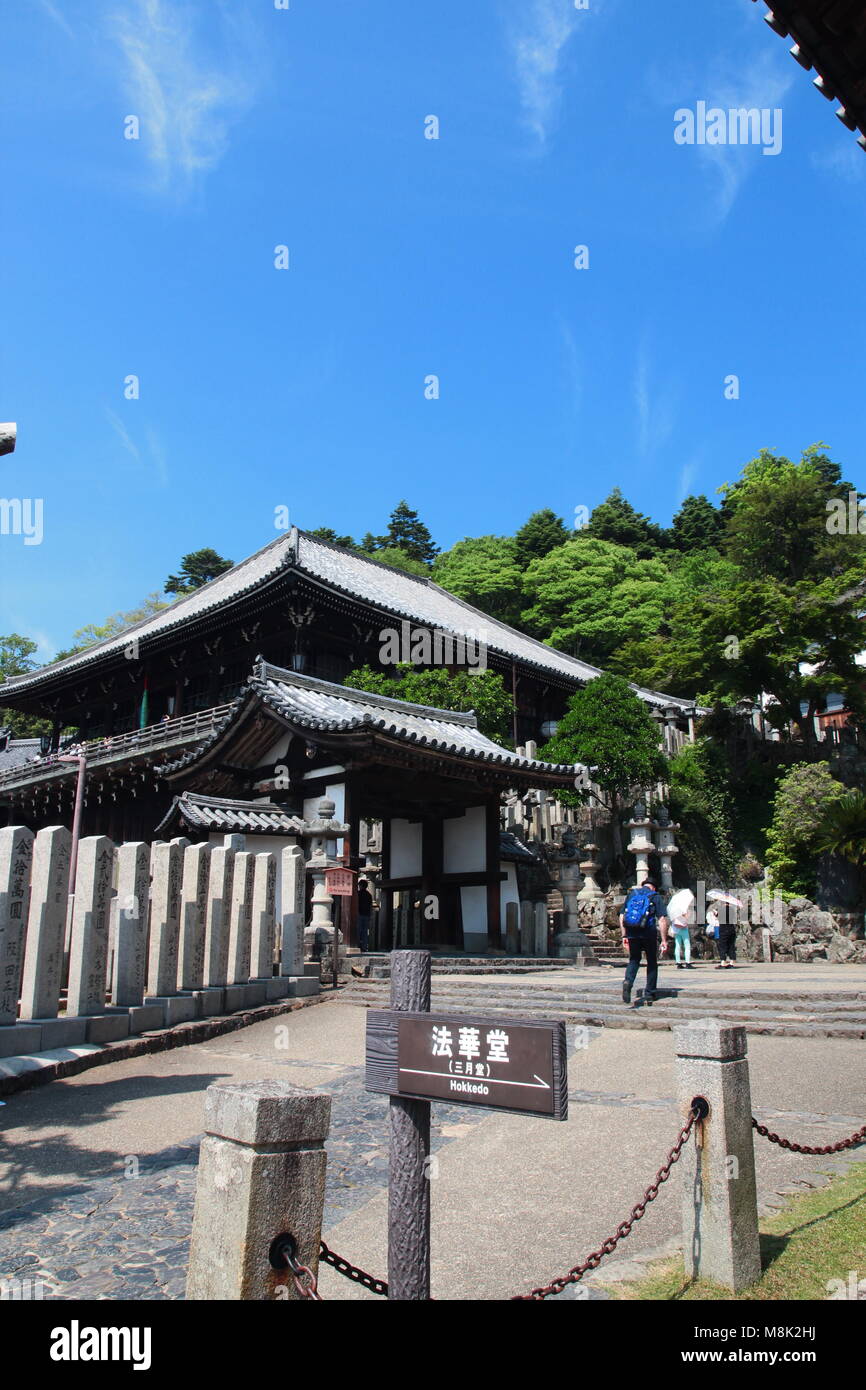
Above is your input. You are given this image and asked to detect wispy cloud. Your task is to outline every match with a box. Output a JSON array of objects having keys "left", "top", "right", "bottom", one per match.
[
  {"left": 105, "top": 407, "right": 169, "bottom": 486},
  {"left": 811, "top": 140, "right": 866, "bottom": 184},
  {"left": 38, "top": 0, "right": 75, "bottom": 38},
  {"left": 506, "top": 0, "right": 579, "bottom": 145},
  {"left": 634, "top": 336, "right": 678, "bottom": 461},
  {"left": 110, "top": 0, "right": 255, "bottom": 196}
]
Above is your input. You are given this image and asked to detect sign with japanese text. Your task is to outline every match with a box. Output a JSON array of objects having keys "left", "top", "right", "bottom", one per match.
[
  {"left": 366, "top": 1010, "right": 567, "bottom": 1120},
  {"left": 325, "top": 868, "right": 354, "bottom": 897}
]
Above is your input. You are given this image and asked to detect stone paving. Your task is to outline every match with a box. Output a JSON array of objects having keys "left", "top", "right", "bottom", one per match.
[{"left": 1, "top": 1005, "right": 864, "bottom": 1301}]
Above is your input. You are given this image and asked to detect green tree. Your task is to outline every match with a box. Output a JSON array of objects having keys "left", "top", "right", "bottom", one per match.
[
  {"left": 381, "top": 501, "right": 438, "bottom": 565},
  {"left": 514, "top": 509, "right": 569, "bottom": 569},
  {"left": 765, "top": 762, "right": 848, "bottom": 897},
  {"left": 53, "top": 593, "right": 168, "bottom": 660},
  {"left": 520, "top": 537, "right": 673, "bottom": 663},
  {"left": 539, "top": 673, "right": 666, "bottom": 860},
  {"left": 345, "top": 663, "right": 513, "bottom": 742},
  {"left": 815, "top": 790, "right": 866, "bottom": 873},
  {"left": 165, "top": 548, "right": 234, "bottom": 596},
  {"left": 0, "top": 634, "right": 51, "bottom": 737},
  {"left": 432, "top": 536, "right": 523, "bottom": 624},
  {"left": 308, "top": 527, "right": 357, "bottom": 550},
  {"left": 368, "top": 546, "right": 430, "bottom": 578},
  {"left": 586, "top": 488, "right": 669, "bottom": 558},
  {"left": 670, "top": 494, "right": 723, "bottom": 553}
]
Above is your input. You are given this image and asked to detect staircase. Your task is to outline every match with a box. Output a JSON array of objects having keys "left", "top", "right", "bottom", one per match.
[{"left": 341, "top": 971, "right": 866, "bottom": 1039}]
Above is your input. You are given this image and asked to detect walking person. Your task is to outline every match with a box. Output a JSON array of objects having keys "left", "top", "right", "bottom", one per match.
[
  {"left": 705, "top": 905, "right": 720, "bottom": 963},
  {"left": 716, "top": 903, "right": 737, "bottom": 969},
  {"left": 620, "top": 877, "right": 669, "bottom": 1005},
  {"left": 672, "top": 910, "right": 693, "bottom": 969}
]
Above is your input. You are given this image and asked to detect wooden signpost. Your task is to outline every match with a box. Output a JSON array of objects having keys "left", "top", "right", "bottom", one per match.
[
  {"left": 365, "top": 950, "right": 568, "bottom": 1300},
  {"left": 325, "top": 867, "right": 354, "bottom": 989}
]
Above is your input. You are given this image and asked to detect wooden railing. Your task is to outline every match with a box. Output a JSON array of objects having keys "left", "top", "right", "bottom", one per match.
[{"left": 0, "top": 703, "right": 236, "bottom": 792}]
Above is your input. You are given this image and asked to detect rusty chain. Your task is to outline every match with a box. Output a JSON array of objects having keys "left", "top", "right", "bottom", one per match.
[
  {"left": 512, "top": 1103, "right": 702, "bottom": 1301},
  {"left": 319, "top": 1240, "right": 388, "bottom": 1297},
  {"left": 752, "top": 1117, "right": 866, "bottom": 1156}
]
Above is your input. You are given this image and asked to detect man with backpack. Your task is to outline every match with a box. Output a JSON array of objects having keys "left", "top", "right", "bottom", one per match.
[{"left": 620, "top": 877, "right": 669, "bottom": 1005}]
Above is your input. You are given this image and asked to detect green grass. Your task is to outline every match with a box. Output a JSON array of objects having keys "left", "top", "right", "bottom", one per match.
[{"left": 605, "top": 1162, "right": 866, "bottom": 1301}]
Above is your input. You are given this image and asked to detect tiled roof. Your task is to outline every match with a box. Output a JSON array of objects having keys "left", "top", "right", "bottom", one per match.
[
  {"left": 155, "top": 791, "right": 303, "bottom": 836},
  {"left": 165, "top": 662, "right": 580, "bottom": 780},
  {"left": 755, "top": 0, "right": 866, "bottom": 147},
  {"left": 4, "top": 528, "right": 694, "bottom": 710},
  {"left": 0, "top": 737, "right": 42, "bottom": 772}
]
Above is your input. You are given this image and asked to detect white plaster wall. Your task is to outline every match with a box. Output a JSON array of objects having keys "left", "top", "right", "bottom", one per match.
[
  {"left": 390, "top": 819, "right": 423, "bottom": 879},
  {"left": 443, "top": 805, "right": 486, "bottom": 874},
  {"left": 500, "top": 862, "right": 519, "bottom": 917},
  {"left": 461, "top": 884, "right": 488, "bottom": 952}
]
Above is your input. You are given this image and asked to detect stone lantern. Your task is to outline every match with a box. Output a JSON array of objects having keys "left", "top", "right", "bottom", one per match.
[
  {"left": 577, "top": 842, "right": 604, "bottom": 900},
  {"left": 627, "top": 799, "right": 654, "bottom": 885},
  {"left": 546, "top": 827, "right": 598, "bottom": 965},
  {"left": 652, "top": 805, "right": 679, "bottom": 893},
  {"left": 300, "top": 795, "right": 351, "bottom": 960}
]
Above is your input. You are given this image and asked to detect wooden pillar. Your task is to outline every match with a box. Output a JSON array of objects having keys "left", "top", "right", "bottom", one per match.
[
  {"left": 380, "top": 818, "right": 393, "bottom": 950},
  {"left": 485, "top": 796, "right": 502, "bottom": 951}
]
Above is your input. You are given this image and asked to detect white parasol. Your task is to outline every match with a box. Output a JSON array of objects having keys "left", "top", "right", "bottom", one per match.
[
  {"left": 706, "top": 890, "right": 745, "bottom": 909},
  {"left": 666, "top": 888, "right": 695, "bottom": 923}
]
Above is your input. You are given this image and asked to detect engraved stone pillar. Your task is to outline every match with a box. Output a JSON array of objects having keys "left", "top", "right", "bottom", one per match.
[
  {"left": 519, "top": 900, "right": 534, "bottom": 955},
  {"left": 0, "top": 826, "right": 34, "bottom": 1025},
  {"left": 66, "top": 836, "right": 115, "bottom": 1017},
  {"left": 112, "top": 841, "right": 151, "bottom": 1006},
  {"left": 146, "top": 839, "right": 186, "bottom": 998},
  {"left": 177, "top": 842, "right": 212, "bottom": 992},
  {"left": 19, "top": 826, "right": 71, "bottom": 1021},
  {"left": 250, "top": 852, "right": 277, "bottom": 981},
  {"left": 204, "top": 846, "right": 235, "bottom": 989},
  {"left": 534, "top": 902, "right": 548, "bottom": 957},
  {"left": 227, "top": 852, "right": 255, "bottom": 985},
  {"left": 279, "top": 844, "right": 305, "bottom": 977}
]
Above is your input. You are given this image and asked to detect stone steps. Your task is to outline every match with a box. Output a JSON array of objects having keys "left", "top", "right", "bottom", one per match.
[
  {"left": 342, "top": 977, "right": 866, "bottom": 1038},
  {"left": 361, "top": 954, "right": 573, "bottom": 977}
]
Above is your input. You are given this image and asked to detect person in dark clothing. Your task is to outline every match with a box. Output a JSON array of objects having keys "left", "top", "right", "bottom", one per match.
[
  {"left": 356, "top": 878, "right": 373, "bottom": 954},
  {"left": 619, "top": 878, "right": 669, "bottom": 1005},
  {"left": 716, "top": 903, "right": 737, "bottom": 969}
]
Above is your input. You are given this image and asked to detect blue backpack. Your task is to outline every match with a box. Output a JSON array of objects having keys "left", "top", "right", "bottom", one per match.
[{"left": 623, "top": 887, "right": 656, "bottom": 932}]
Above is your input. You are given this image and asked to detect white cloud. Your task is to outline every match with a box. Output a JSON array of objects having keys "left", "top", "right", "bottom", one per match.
[
  {"left": 811, "top": 140, "right": 866, "bottom": 184},
  {"left": 110, "top": 0, "right": 255, "bottom": 196},
  {"left": 37, "top": 0, "right": 75, "bottom": 38},
  {"left": 687, "top": 50, "right": 796, "bottom": 225},
  {"left": 507, "top": 0, "right": 579, "bottom": 144},
  {"left": 105, "top": 406, "right": 141, "bottom": 463},
  {"left": 634, "top": 336, "right": 677, "bottom": 461}
]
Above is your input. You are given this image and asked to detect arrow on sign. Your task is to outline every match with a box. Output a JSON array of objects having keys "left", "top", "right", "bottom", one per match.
[{"left": 400, "top": 1067, "right": 551, "bottom": 1090}]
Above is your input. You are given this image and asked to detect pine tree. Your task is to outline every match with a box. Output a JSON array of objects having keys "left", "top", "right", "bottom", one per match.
[
  {"left": 164, "top": 549, "right": 234, "bottom": 596},
  {"left": 514, "top": 509, "right": 569, "bottom": 569},
  {"left": 383, "top": 501, "right": 438, "bottom": 565}
]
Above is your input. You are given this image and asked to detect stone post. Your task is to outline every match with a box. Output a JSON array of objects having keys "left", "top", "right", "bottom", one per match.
[
  {"left": 186, "top": 1080, "right": 331, "bottom": 1301},
  {"left": 146, "top": 839, "right": 186, "bottom": 998},
  {"left": 19, "top": 826, "right": 72, "bottom": 1022},
  {"left": 504, "top": 901, "right": 519, "bottom": 955},
  {"left": 177, "top": 842, "right": 212, "bottom": 992},
  {"left": 227, "top": 851, "right": 255, "bottom": 986},
  {"left": 112, "top": 842, "right": 151, "bottom": 1007},
  {"left": 66, "top": 836, "right": 118, "bottom": 1029},
  {"left": 519, "top": 900, "right": 534, "bottom": 956},
  {"left": 534, "top": 902, "right": 548, "bottom": 957},
  {"left": 250, "top": 852, "right": 277, "bottom": 980},
  {"left": 279, "top": 844, "right": 305, "bottom": 977},
  {"left": 674, "top": 1020, "right": 761, "bottom": 1292},
  {"left": 0, "top": 826, "right": 34, "bottom": 1026},
  {"left": 204, "top": 846, "right": 235, "bottom": 990}
]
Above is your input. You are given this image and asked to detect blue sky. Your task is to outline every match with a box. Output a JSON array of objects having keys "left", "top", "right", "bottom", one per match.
[{"left": 2, "top": 0, "right": 865, "bottom": 658}]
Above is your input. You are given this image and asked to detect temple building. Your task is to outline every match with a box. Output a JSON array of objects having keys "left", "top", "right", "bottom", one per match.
[{"left": 0, "top": 529, "right": 697, "bottom": 951}]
